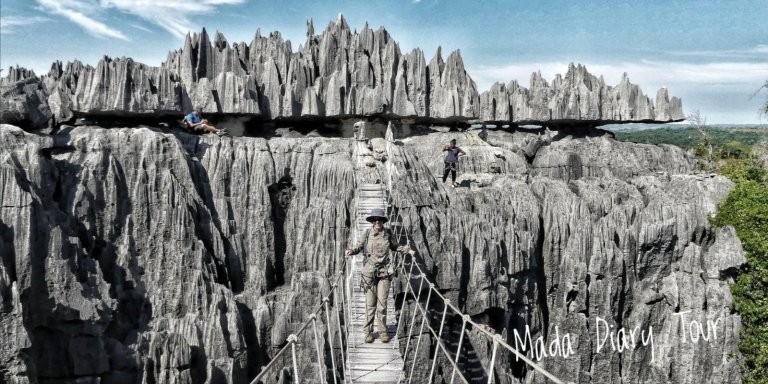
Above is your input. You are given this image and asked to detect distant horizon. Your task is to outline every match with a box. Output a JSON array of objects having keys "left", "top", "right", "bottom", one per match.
[
  {"left": 601, "top": 122, "right": 768, "bottom": 130},
  {"left": 2, "top": 1, "right": 766, "bottom": 124}
]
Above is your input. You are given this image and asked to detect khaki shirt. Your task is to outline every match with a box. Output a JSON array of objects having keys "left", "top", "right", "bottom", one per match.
[{"left": 349, "top": 228, "right": 409, "bottom": 266}]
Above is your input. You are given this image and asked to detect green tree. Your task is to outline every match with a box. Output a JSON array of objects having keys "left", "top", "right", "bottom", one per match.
[
  {"left": 720, "top": 140, "right": 752, "bottom": 159},
  {"left": 712, "top": 158, "right": 768, "bottom": 384}
]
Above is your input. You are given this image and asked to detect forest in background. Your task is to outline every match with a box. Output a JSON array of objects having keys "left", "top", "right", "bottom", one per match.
[{"left": 616, "top": 122, "right": 768, "bottom": 384}]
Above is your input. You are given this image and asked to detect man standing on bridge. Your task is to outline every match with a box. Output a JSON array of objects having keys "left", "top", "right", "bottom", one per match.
[{"left": 346, "top": 208, "right": 416, "bottom": 343}]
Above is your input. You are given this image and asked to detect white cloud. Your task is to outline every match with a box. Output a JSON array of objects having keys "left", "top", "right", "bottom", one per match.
[
  {"left": 33, "top": 0, "right": 245, "bottom": 40},
  {"left": 664, "top": 45, "right": 768, "bottom": 60},
  {"left": 36, "top": 0, "right": 128, "bottom": 40},
  {"left": 128, "top": 23, "right": 153, "bottom": 33},
  {"left": 1, "top": 16, "right": 49, "bottom": 34},
  {"left": 753, "top": 44, "right": 768, "bottom": 54},
  {"left": 98, "top": 0, "right": 246, "bottom": 38}
]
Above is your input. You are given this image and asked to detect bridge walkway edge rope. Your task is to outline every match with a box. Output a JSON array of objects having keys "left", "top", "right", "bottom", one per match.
[
  {"left": 250, "top": 135, "right": 573, "bottom": 384},
  {"left": 345, "top": 139, "right": 405, "bottom": 383}
]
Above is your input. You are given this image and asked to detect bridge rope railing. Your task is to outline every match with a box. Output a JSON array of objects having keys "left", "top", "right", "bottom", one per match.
[
  {"left": 382, "top": 182, "right": 572, "bottom": 384},
  {"left": 250, "top": 256, "right": 351, "bottom": 384},
  {"left": 248, "top": 139, "right": 390, "bottom": 384},
  {"left": 249, "top": 160, "right": 571, "bottom": 383}
]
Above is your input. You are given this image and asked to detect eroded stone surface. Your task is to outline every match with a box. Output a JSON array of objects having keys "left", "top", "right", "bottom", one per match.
[
  {"left": 1, "top": 18, "right": 682, "bottom": 130},
  {"left": 0, "top": 124, "right": 740, "bottom": 384},
  {"left": 391, "top": 130, "right": 741, "bottom": 384}
]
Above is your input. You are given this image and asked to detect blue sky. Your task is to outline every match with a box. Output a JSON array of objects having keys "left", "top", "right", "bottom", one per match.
[{"left": 1, "top": 0, "right": 767, "bottom": 123}]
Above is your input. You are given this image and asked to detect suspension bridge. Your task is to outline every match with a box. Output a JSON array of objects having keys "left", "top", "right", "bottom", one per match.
[{"left": 250, "top": 136, "right": 572, "bottom": 384}]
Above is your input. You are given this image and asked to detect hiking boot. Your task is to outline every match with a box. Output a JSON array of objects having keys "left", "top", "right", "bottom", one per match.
[
  {"left": 379, "top": 333, "right": 390, "bottom": 343},
  {"left": 364, "top": 334, "right": 374, "bottom": 343}
]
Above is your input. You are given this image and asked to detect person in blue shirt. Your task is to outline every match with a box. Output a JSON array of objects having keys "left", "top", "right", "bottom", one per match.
[{"left": 184, "top": 109, "right": 225, "bottom": 136}]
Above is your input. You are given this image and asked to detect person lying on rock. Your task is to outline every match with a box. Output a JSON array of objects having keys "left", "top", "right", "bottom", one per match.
[
  {"left": 442, "top": 138, "right": 466, "bottom": 187},
  {"left": 184, "top": 109, "right": 227, "bottom": 136},
  {"left": 345, "top": 208, "right": 415, "bottom": 343}
]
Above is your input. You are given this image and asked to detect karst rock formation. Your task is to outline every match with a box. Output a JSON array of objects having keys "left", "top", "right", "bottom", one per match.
[
  {"left": 0, "top": 16, "right": 683, "bottom": 130},
  {"left": 0, "top": 119, "right": 744, "bottom": 383},
  {"left": 0, "top": 15, "right": 739, "bottom": 384}
]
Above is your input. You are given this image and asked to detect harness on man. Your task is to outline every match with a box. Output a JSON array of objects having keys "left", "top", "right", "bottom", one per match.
[
  {"left": 359, "top": 255, "right": 399, "bottom": 312},
  {"left": 358, "top": 228, "right": 398, "bottom": 294}
]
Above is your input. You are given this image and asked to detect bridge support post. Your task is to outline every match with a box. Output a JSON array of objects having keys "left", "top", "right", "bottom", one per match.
[
  {"left": 288, "top": 334, "right": 300, "bottom": 383},
  {"left": 333, "top": 284, "right": 349, "bottom": 382},
  {"left": 428, "top": 299, "right": 451, "bottom": 384},
  {"left": 450, "top": 315, "right": 470, "bottom": 384},
  {"left": 407, "top": 283, "right": 434, "bottom": 383},
  {"left": 487, "top": 334, "right": 501, "bottom": 384},
  {"left": 322, "top": 298, "right": 338, "bottom": 384},
  {"left": 311, "top": 314, "right": 326, "bottom": 384}
]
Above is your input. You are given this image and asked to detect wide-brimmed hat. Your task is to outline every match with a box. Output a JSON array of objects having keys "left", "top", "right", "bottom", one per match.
[{"left": 366, "top": 208, "right": 388, "bottom": 223}]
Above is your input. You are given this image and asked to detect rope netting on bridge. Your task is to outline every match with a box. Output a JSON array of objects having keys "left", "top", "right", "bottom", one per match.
[
  {"left": 251, "top": 146, "right": 571, "bottom": 384},
  {"left": 249, "top": 253, "right": 352, "bottom": 384},
  {"left": 379, "top": 185, "right": 570, "bottom": 384}
]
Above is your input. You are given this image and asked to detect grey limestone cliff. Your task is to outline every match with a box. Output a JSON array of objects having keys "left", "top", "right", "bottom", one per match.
[
  {"left": 0, "top": 67, "right": 52, "bottom": 129},
  {"left": 0, "top": 122, "right": 742, "bottom": 384},
  {"left": 478, "top": 64, "right": 684, "bottom": 124},
  {"left": 388, "top": 129, "right": 741, "bottom": 384},
  {"left": 0, "top": 123, "right": 353, "bottom": 383}
]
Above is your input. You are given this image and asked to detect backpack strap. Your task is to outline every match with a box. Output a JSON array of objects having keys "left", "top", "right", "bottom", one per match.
[{"left": 361, "top": 227, "right": 371, "bottom": 258}]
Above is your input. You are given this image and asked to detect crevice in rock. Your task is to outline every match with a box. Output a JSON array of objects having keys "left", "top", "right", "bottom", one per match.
[
  {"left": 534, "top": 213, "right": 549, "bottom": 339},
  {"left": 565, "top": 289, "right": 579, "bottom": 312},
  {"left": 267, "top": 169, "right": 294, "bottom": 288},
  {"left": 506, "top": 301, "right": 531, "bottom": 378},
  {"left": 211, "top": 245, "right": 232, "bottom": 289},
  {"left": 458, "top": 246, "right": 470, "bottom": 310},
  {"left": 0, "top": 221, "right": 16, "bottom": 307},
  {"left": 617, "top": 263, "right": 627, "bottom": 382},
  {"left": 691, "top": 224, "right": 716, "bottom": 254},
  {"left": 617, "top": 262, "right": 627, "bottom": 328},
  {"left": 583, "top": 274, "right": 591, "bottom": 318},
  {"left": 523, "top": 152, "right": 536, "bottom": 165},
  {"left": 211, "top": 89, "right": 223, "bottom": 113},
  {"left": 498, "top": 239, "right": 509, "bottom": 285},
  {"left": 236, "top": 301, "right": 260, "bottom": 379},
  {"left": 217, "top": 300, "right": 235, "bottom": 357},
  {"left": 473, "top": 306, "right": 507, "bottom": 334}
]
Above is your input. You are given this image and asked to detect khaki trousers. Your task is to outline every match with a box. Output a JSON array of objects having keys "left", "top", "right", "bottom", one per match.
[{"left": 362, "top": 263, "right": 390, "bottom": 335}]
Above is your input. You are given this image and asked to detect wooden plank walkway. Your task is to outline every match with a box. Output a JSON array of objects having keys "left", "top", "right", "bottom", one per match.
[{"left": 346, "top": 139, "right": 404, "bottom": 383}]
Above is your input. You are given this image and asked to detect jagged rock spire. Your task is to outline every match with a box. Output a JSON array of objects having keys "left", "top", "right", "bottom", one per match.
[{"left": 1, "top": 18, "right": 683, "bottom": 129}]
